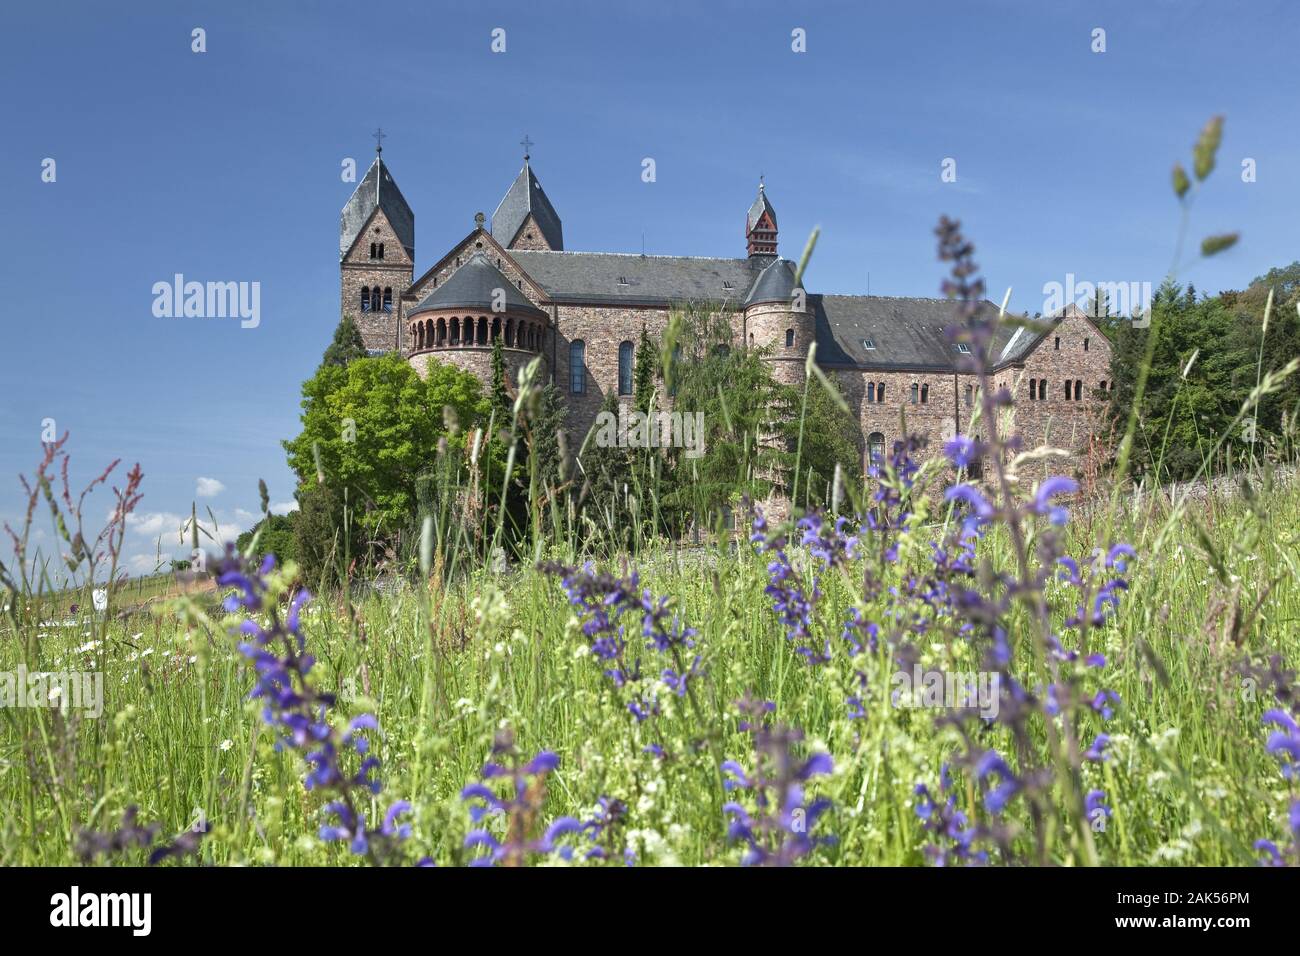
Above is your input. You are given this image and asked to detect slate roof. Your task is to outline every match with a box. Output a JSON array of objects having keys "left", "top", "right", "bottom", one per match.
[
  {"left": 340, "top": 157, "right": 415, "bottom": 260},
  {"left": 491, "top": 162, "right": 564, "bottom": 250},
  {"left": 813, "top": 295, "right": 1046, "bottom": 371},
  {"left": 747, "top": 185, "right": 777, "bottom": 232},
  {"left": 410, "top": 253, "right": 547, "bottom": 318},
  {"left": 509, "top": 250, "right": 762, "bottom": 306},
  {"left": 745, "top": 258, "right": 802, "bottom": 306}
]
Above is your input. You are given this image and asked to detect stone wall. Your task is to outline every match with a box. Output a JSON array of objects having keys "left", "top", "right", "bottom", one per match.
[
  {"left": 744, "top": 300, "right": 813, "bottom": 387},
  {"left": 340, "top": 208, "right": 414, "bottom": 351},
  {"left": 409, "top": 347, "right": 545, "bottom": 391}
]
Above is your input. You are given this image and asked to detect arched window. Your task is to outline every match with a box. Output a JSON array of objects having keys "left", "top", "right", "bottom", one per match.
[
  {"left": 920, "top": 384, "right": 929, "bottom": 404},
  {"left": 360, "top": 287, "right": 371, "bottom": 312},
  {"left": 570, "top": 340, "right": 586, "bottom": 394},
  {"left": 1083, "top": 337, "right": 1089, "bottom": 352},
  {"left": 436, "top": 318, "right": 446, "bottom": 346},
  {"left": 910, "top": 383, "right": 919, "bottom": 405},
  {"left": 1040, "top": 378, "right": 1048, "bottom": 400},
  {"left": 965, "top": 384, "right": 973, "bottom": 406},
  {"left": 1054, "top": 336, "right": 1060, "bottom": 350},
  {"left": 369, "top": 242, "right": 377, "bottom": 259},
  {"left": 478, "top": 317, "right": 488, "bottom": 345},
  {"left": 1075, "top": 379, "right": 1083, "bottom": 401},
  {"left": 877, "top": 382, "right": 885, "bottom": 403},
  {"left": 867, "top": 382, "right": 876, "bottom": 404},
  {"left": 378, "top": 243, "right": 385, "bottom": 260},
  {"left": 505, "top": 318, "right": 515, "bottom": 347},
  {"left": 1099, "top": 380, "right": 1107, "bottom": 394},
  {"left": 1029, "top": 378, "right": 1037, "bottom": 400},
  {"left": 785, "top": 328, "right": 794, "bottom": 348},
  {"left": 867, "top": 432, "right": 886, "bottom": 469},
  {"left": 450, "top": 317, "right": 460, "bottom": 345},
  {"left": 491, "top": 316, "right": 501, "bottom": 341},
  {"left": 382, "top": 287, "right": 393, "bottom": 312},
  {"left": 1062, "top": 380, "right": 1070, "bottom": 401},
  {"left": 618, "top": 340, "right": 634, "bottom": 395}
]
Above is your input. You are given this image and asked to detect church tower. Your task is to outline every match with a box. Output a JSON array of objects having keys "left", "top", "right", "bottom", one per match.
[
  {"left": 491, "top": 140, "right": 564, "bottom": 251},
  {"left": 745, "top": 179, "right": 778, "bottom": 258},
  {"left": 340, "top": 133, "right": 416, "bottom": 352}
]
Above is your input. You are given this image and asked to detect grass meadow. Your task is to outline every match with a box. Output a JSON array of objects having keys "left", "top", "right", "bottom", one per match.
[{"left": 2, "top": 462, "right": 1297, "bottom": 867}]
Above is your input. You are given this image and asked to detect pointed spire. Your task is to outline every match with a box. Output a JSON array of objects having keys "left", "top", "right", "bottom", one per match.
[
  {"left": 746, "top": 178, "right": 778, "bottom": 258},
  {"left": 340, "top": 138, "right": 414, "bottom": 260},
  {"left": 492, "top": 150, "right": 563, "bottom": 250}
]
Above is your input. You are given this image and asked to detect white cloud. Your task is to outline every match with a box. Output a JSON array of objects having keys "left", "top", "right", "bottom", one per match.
[
  {"left": 196, "top": 477, "right": 225, "bottom": 498},
  {"left": 269, "top": 500, "right": 300, "bottom": 515}
]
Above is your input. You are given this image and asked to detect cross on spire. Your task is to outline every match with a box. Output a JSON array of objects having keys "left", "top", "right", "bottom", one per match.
[
  {"left": 520, "top": 134, "right": 534, "bottom": 162},
  {"left": 373, "top": 127, "right": 386, "bottom": 155}
]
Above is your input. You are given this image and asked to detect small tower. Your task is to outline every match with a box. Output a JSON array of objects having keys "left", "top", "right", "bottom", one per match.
[
  {"left": 744, "top": 258, "right": 810, "bottom": 386},
  {"left": 491, "top": 137, "right": 564, "bottom": 251},
  {"left": 745, "top": 178, "right": 778, "bottom": 258},
  {"left": 339, "top": 130, "right": 416, "bottom": 352}
]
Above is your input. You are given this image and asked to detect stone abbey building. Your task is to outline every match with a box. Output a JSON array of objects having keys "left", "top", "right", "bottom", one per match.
[{"left": 340, "top": 144, "right": 1113, "bottom": 474}]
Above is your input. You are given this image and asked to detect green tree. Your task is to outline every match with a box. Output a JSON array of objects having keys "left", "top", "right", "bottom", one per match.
[
  {"left": 1106, "top": 267, "right": 1300, "bottom": 479},
  {"left": 283, "top": 353, "right": 488, "bottom": 535},
  {"left": 236, "top": 512, "right": 299, "bottom": 565},
  {"left": 293, "top": 481, "right": 363, "bottom": 586},
  {"left": 633, "top": 326, "right": 658, "bottom": 415},
  {"left": 321, "top": 315, "right": 368, "bottom": 368}
]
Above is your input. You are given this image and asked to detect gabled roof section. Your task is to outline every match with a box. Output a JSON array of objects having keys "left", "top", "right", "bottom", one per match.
[
  {"left": 508, "top": 250, "right": 760, "bottom": 306},
  {"left": 491, "top": 162, "right": 564, "bottom": 250},
  {"left": 341, "top": 157, "right": 415, "bottom": 260},
  {"left": 745, "top": 258, "right": 801, "bottom": 306},
  {"left": 410, "top": 252, "right": 547, "bottom": 318},
  {"left": 990, "top": 303, "right": 1108, "bottom": 367}
]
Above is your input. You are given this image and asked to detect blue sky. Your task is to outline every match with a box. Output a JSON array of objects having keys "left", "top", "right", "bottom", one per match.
[{"left": 2, "top": 0, "right": 1296, "bottom": 577}]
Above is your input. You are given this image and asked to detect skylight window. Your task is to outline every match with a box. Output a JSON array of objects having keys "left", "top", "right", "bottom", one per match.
[
  {"left": 862, "top": 338, "right": 876, "bottom": 350},
  {"left": 617, "top": 276, "right": 629, "bottom": 285},
  {"left": 955, "top": 343, "right": 972, "bottom": 354}
]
